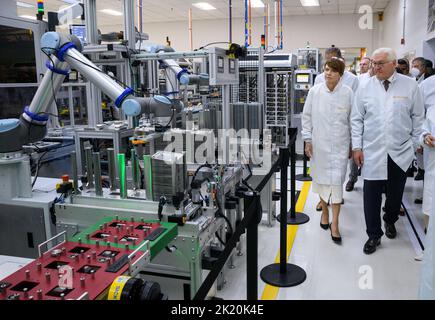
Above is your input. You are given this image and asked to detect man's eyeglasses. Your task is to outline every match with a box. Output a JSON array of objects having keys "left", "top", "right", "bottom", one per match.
[{"left": 372, "top": 61, "right": 392, "bottom": 67}]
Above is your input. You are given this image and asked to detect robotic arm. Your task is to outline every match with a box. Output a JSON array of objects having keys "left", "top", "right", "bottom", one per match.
[
  {"left": 0, "top": 32, "right": 175, "bottom": 153},
  {"left": 144, "top": 43, "right": 209, "bottom": 87}
]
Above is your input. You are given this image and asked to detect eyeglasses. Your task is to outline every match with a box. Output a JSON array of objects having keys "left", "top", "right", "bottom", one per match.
[{"left": 372, "top": 61, "right": 392, "bottom": 67}]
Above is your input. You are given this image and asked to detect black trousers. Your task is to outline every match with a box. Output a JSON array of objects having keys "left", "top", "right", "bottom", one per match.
[{"left": 363, "top": 155, "right": 407, "bottom": 239}]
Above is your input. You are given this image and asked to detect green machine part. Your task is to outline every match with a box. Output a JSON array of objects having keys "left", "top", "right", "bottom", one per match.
[
  {"left": 117, "top": 154, "right": 127, "bottom": 198},
  {"left": 70, "top": 217, "right": 178, "bottom": 259}
]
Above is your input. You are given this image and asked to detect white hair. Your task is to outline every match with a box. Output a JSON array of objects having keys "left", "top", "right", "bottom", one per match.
[{"left": 372, "top": 48, "right": 397, "bottom": 62}]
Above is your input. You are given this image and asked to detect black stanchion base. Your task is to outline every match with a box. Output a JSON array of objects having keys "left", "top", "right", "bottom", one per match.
[
  {"left": 277, "top": 212, "right": 310, "bottom": 225},
  {"left": 295, "top": 174, "right": 312, "bottom": 182},
  {"left": 260, "top": 263, "right": 307, "bottom": 287}
]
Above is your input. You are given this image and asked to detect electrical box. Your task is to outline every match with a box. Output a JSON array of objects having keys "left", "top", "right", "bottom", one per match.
[{"left": 207, "top": 47, "right": 239, "bottom": 86}]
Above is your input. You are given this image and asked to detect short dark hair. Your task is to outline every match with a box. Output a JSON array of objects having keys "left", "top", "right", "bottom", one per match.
[
  {"left": 325, "top": 47, "right": 342, "bottom": 59},
  {"left": 324, "top": 58, "right": 345, "bottom": 76},
  {"left": 426, "top": 59, "right": 433, "bottom": 69},
  {"left": 398, "top": 58, "right": 409, "bottom": 67},
  {"left": 413, "top": 57, "right": 427, "bottom": 67}
]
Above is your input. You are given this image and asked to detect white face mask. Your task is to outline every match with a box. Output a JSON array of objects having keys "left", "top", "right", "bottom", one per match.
[{"left": 410, "top": 67, "right": 421, "bottom": 78}]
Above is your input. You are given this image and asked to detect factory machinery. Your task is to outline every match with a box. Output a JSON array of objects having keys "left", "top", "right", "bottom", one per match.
[{"left": 0, "top": 25, "right": 278, "bottom": 300}]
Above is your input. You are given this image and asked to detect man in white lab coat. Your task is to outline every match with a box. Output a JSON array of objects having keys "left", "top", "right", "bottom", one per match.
[
  {"left": 357, "top": 57, "right": 375, "bottom": 101},
  {"left": 352, "top": 48, "right": 425, "bottom": 255},
  {"left": 313, "top": 47, "right": 359, "bottom": 212}
]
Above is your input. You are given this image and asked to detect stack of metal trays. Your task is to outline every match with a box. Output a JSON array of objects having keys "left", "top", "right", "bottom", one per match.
[{"left": 151, "top": 151, "right": 186, "bottom": 202}]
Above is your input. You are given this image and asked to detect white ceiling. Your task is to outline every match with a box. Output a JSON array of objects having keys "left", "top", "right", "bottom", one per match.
[{"left": 16, "top": 0, "right": 391, "bottom": 24}]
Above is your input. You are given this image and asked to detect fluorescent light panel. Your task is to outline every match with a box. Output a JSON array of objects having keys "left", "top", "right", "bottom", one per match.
[
  {"left": 192, "top": 2, "right": 216, "bottom": 10},
  {"left": 17, "top": 1, "right": 34, "bottom": 8},
  {"left": 100, "top": 9, "right": 123, "bottom": 16},
  {"left": 251, "top": 0, "right": 265, "bottom": 8},
  {"left": 300, "top": 0, "right": 320, "bottom": 6}
]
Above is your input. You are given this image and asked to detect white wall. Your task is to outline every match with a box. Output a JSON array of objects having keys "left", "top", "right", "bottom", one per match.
[
  {"left": 101, "top": 13, "right": 377, "bottom": 55},
  {"left": 382, "top": 0, "right": 434, "bottom": 61}
]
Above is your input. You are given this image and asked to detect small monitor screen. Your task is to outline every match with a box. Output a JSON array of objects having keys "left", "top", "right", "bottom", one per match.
[
  {"left": 229, "top": 59, "right": 236, "bottom": 74},
  {"left": 296, "top": 74, "right": 310, "bottom": 83},
  {"left": 70, "top": 25, "right": 87, "bottom": 44}
]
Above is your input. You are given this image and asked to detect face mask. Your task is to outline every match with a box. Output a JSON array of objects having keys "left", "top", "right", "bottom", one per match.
[{"left": 410, "top": 67, "right": 421, "bottom": 78}]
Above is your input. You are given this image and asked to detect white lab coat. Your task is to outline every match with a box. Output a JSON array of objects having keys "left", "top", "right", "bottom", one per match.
[
  {"left": 420, "top": 76, "right": 435, "bottom": 112},
  {"left": 302, "top": 81, "right": 353, "bottom": 185},
  {"left": 419, "top": 176, "right": 435, "bottom": 299},
  {"left": 358, "top": 72, "right": 372, "bottom": 87},
  {"left": 421, "top": 106, "right": 435, "bottom": 215},
  {"left": 315, "top": 70, "right": 359, "bottom": 92},
  {"left": 351, "top": 72, "right": 425, "bottom": 180}
]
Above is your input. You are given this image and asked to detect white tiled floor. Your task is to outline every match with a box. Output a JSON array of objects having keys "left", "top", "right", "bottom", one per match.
[{"left": 219, "top": 162, "right": 426, "bottom": 300}]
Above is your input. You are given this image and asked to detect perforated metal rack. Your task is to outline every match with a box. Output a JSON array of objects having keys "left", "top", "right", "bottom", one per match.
[{"left": 265, "top": 68, "right": 292, "bottom": 146}]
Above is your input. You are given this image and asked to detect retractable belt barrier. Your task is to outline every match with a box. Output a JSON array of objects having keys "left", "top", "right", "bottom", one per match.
[
  {"left": 260, "top": 127, "right": 309, "bottom": 288},
  {"left": 296, "top": 141, "right": 313, "bottom": 182}
]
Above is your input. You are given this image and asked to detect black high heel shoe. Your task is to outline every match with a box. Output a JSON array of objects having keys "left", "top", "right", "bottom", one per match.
[
  {"left": 320, "top": 213, "right": 329, "bottom": 230},
  {"left": 330, "top": 224, "right": 342, "bottom": 244},
  {"left": 320, "top": 222, "right": 329, "bottom": 230}
]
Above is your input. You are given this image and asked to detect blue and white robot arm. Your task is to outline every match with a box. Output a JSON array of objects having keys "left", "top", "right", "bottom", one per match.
[{"left": 0, "top": 32, "right": 174, "bottom": 153}]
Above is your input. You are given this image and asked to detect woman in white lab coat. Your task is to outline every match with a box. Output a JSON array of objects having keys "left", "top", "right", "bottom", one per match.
[{"left": 302, "top": 59, "right": 353, "bottom": 244}]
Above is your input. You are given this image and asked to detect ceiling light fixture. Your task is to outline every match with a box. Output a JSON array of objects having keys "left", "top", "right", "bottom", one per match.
[
  {"left": 100, "top": 9, "right": 123, "bottom": 16},
  {"left": 300, "top": 0, "right": 320, "bottom": 7},
  {"left": 192, "top": 2, "right": 216, "bottom": 11},
  {"left": 251, "top": 0, "right": 265, "bottom": 8}
]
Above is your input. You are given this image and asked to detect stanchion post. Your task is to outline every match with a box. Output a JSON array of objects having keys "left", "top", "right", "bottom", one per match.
[
  {"left": 245, "top": 192, "right": 261, "bottom": 300},
  {"left": 260, "top": 146, "right": 307, "bottom": 288},
  {"left": 296, "top": 141, "right": 312, "bottom": 182},
  {"left": 290, "top": 141, "right": 296, "bottom": 219},
  {"left": 284, "top": 128, "right": 310, "bottom": 225},
  {"left": 280, "top": 147, "right": 289, "bottom": 273}
]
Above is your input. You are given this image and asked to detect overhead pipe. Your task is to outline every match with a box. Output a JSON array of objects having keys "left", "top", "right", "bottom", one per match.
[
  {"left": 264, "top": 2, "right": 270, "bottom": 50},
  {"left": 279, "top": 0, "right": 283, "bottom": 49},
  {"left": 274, "top": 0, "right": 283, "bottom": 50},
  {"left": 189, "top": 8, "right": 193, "bottom": 50},
  {"left": 274, "top": 0, "right": 278, "bottom": 49},
  {"left": 402, "top": 0, "right": 406, "bottom": 45},
  {"left": 244, "top": 0, "right": 249, "bottom": 47},
  {"left": 249, "top": 0, "right": 252, "bottom": 46},
  {"left": 229, "top": 0, "right": 233, "bottom": 43},
  {"left": 137, "top": 0, "right": 143, "bottom": 33}
]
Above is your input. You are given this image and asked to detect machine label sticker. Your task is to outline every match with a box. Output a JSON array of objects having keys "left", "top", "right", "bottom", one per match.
[{"left": 58, "top": 265, "right": 73, "bottom": 289}]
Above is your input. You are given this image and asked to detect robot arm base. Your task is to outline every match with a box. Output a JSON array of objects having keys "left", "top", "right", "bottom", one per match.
[{"left": 0, "top": 117, "right": 47, "bottom": 153}]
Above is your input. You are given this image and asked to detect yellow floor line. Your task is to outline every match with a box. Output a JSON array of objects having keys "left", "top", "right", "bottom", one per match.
[{"left": 260, "top": 179, "right": 312, "bottom": 300}]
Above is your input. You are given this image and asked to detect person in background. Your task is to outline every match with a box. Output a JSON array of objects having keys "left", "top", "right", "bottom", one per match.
[
  {"left": 412, "top": 57, "right": 429, "bottom": 182},
  {"left": 425, "top": 59, "right": 434, "bottom": 78},
  {"left": 416, "top": 108, "right": 435, "bottom": 261},
  {"left": 302, "top": 58, "right": 353, "bottom": 244},
  {"left": 359, "top": 57, "right": 371, "bottom": 75},
  {"left": 313, "top": 46, "right": 359, "bottom": 212},
  {"left": 412, "top": 57, "right": 429, "bottom": 84},
  {"left": 415, "top": 75, "right": 435, "bottom": 261},
  {"left": 359, "top": 57, "right": 375, "bottom": 87},
  {"left": 352, "top": 48, "right": 425, "bottom": 255},
  {"left": 397, "top": 58, "right": 412, "bottom": 77}
]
